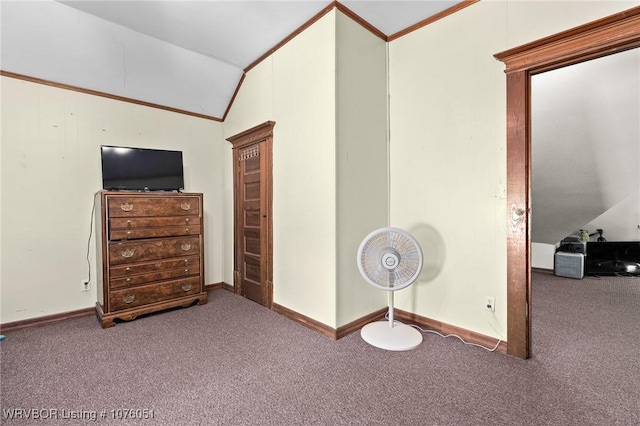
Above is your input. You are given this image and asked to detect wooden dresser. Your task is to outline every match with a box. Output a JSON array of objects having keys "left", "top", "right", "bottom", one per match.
[{"left": 95, "top": 191, "right": 207, "bottom": 328}]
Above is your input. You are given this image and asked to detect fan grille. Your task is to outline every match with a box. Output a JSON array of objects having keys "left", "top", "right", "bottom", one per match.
[{"left": 357, "top": 228, "right": 423, "bottom": 290}]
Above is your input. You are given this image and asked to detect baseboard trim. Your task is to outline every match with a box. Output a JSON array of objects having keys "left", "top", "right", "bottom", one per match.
[
  {"left": 3, "top": 282, "right": 227, "bottom": 333},
  {"left": 0, "top": 307, "right": 96, "bottom": 333},
  {"left": 532, "top": 267, "right": 554, "bottom": 275},
  {"left": 269, "top": 304, "right": 504, "bottom": 353},
  {"left": 271, "top": 303, "right": 337, "bottom": 340},
  {"left": 204, "top": 282, "right": 223, "bottom": 292},
  {"left": 394, "top": 309, "right": 508, "bottom": 353},
  {"left": 335, "top": 308, "right": 387, "bottom": 339},
  {"left": 2, "top": 286, "right": 505, "bottom": 354},
  {"left": 221, "top": 282, "right": 234, "bottom": 292}
]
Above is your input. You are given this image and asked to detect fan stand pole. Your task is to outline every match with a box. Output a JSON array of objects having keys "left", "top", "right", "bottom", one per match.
[{"left": 388, "top": 291, "right": 395, "bottom": 328}]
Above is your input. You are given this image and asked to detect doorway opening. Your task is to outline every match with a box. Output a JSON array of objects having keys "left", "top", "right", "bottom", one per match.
[{"left": 494, "top": 7, "right": 640, "bottom": 359}]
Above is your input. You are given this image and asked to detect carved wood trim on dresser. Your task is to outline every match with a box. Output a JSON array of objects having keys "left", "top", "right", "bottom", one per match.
[{"left": 95, "top": 191, "right": 207, "bottom": 328}]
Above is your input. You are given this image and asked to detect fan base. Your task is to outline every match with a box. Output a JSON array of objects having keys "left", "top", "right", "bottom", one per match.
[{"left": 360, "top": 320, "right": 422, "bottom": 351}]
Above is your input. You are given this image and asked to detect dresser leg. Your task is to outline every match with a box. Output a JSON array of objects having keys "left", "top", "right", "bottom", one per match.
[
  {"left": 95, "top": 304, "right": 115, "bottom": 328},
  {"left": 100, "top": 317, "right": 115, "bottom": 328}
]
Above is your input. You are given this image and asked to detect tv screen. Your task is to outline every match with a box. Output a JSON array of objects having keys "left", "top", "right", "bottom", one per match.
[
  {"left": 101, "top": 145, "right": 184, "bottom": 191},
  {"left": 585, "top": 241, "right": 640, "bottom": 276}
]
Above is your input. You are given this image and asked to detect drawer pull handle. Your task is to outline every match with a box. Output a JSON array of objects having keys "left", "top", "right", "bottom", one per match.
[
  {"left": 127, "top": 220, "right": 132, "bottom": 227},
  {"left": 155, "top": 241, "right": 163, "bottom": 247},
  {"left": 121, "top": 249, "right": 135, "bottom": 258},
  {"left": 125, "top": 267, "right": 131, "bottom": 274},
  {"left": 123, "top": 295, "right": 135, "bottom": 304},
  {"left": 185, "top": 228, "right": 190, "bottom": 234},
  {"left": 184, "top": 268, "right": 189, "bottom": 275},
  {"left": 185, "top": 218, "right": 190, "bottom": 223},
  {"left": 180, "top": 202, "right": 191, "bottom": 211},
  {"left": 126, "top": 231, "right": 132, "bottom": 239},
  {"left": 120, "top": 203, "right": 134, "bottom": 212},
  {"left": 181, "top": 283, "right": 192, "bottom": 291},
  {"left": 181, "top": 243, "right": 192, "bottom": 251}
]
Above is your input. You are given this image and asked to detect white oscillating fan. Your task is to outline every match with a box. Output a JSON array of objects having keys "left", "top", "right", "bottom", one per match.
[{"left": 357, "top": 227, "right": 424, "bottom": 351}]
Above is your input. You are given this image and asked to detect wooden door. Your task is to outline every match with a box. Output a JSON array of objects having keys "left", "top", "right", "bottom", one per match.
[
  {"left": 227, "top": 122, "right": 274, "bottom": 307},
  {"left": 237, "top": 142, "right": 266, "bottom": 304}
]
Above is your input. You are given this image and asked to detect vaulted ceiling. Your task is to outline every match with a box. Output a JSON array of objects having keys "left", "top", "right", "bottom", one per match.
[{"left": 1, "top": 0, "right": 466, "bottom": 120}]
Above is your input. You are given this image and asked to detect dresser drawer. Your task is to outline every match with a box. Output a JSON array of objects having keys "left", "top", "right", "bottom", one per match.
[
  {"left": 110, "top": 256, "right": 200, "bottom": 278},
  {"left": 107, "top": 196, "right": 200, "bottom": 218},
  {"left": 108, "top": 236, "right": 200, "bottom": 265},
  {"left": 110, "top": 225, "right": 200, "bottom": 241},
  {"left": 110, "top": 262, "right": 201, "bottom": 289},
  {"left": 110, "top": 216, "right": 199, "bottom": 230},
  {"left": 109, "top": 276, "right": 201, "bottom": 311}
]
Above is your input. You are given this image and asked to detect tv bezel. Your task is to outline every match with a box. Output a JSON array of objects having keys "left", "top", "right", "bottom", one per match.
[{"left": 100, "top": 145, "right": 185, "bottom": 192}]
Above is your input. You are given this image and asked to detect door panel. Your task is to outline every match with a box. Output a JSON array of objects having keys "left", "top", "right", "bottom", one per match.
[
  {"left": 228, "top": 121, "right": 274, "bottom": 308},
  {"left": 240, "top": 143, "right": 264, "bottom": 304}
]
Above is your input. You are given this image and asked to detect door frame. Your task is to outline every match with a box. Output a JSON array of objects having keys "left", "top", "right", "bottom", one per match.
[
  {"left": 494, "top": 7, "right": 640, "bottom": 359},
  {"left": 227, "top": 121, "right": 275, "bottom": 308}
]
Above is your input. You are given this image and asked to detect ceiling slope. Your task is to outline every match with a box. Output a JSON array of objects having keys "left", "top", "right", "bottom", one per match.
[{"left": 0, "top": 0, "right": 465, "bottom": 120}]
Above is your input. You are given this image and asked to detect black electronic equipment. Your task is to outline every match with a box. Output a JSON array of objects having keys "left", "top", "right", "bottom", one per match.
[
  {"left": 100, "top": 145, "right": 184, "bottom": 192},
  {"left": 585, "top": 241, "right": 640, "bottom": 276}
]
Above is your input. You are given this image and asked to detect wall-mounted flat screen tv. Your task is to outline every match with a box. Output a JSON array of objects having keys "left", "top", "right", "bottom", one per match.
[{"left": 101, "top": 145, "right": 184, "bottom": 192}]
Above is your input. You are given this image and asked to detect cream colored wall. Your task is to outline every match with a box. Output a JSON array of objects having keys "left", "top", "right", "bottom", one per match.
[
  {"left": 224, "top": 12, "right": 338, "bottom": 327},
  {"left": 335, "top": 12, "right": 388, "bottom": 326},
  {"left": 388, "top": 0, "right": 638, "bottom": 340},
  {"left": 4, "top": 0, "right": 636, "bottom": 333},
  {"left": 0, "top": 77, "right": 225, "bottom": 324},
  {"left": 504, "top": 0, "right": 639, "bottom": 48},
  {"left": 222, "top": 36, "right": 276, "bottom": 289}
]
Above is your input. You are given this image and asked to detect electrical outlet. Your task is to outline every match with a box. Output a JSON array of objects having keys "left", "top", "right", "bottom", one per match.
[
  {"left": 485, "top": 296, "right": 495, "bottom": 312},
  {"left": 81, "top": 280, "right": 90, "bottom": 292}
]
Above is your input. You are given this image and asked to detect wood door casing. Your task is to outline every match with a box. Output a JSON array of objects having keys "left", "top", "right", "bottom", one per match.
[
  {"left": 227, "top": 122, "right": 275, "bottom": 308},
  {"left": 494, "top": 7, "right": 640, "bottom": 359}
]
